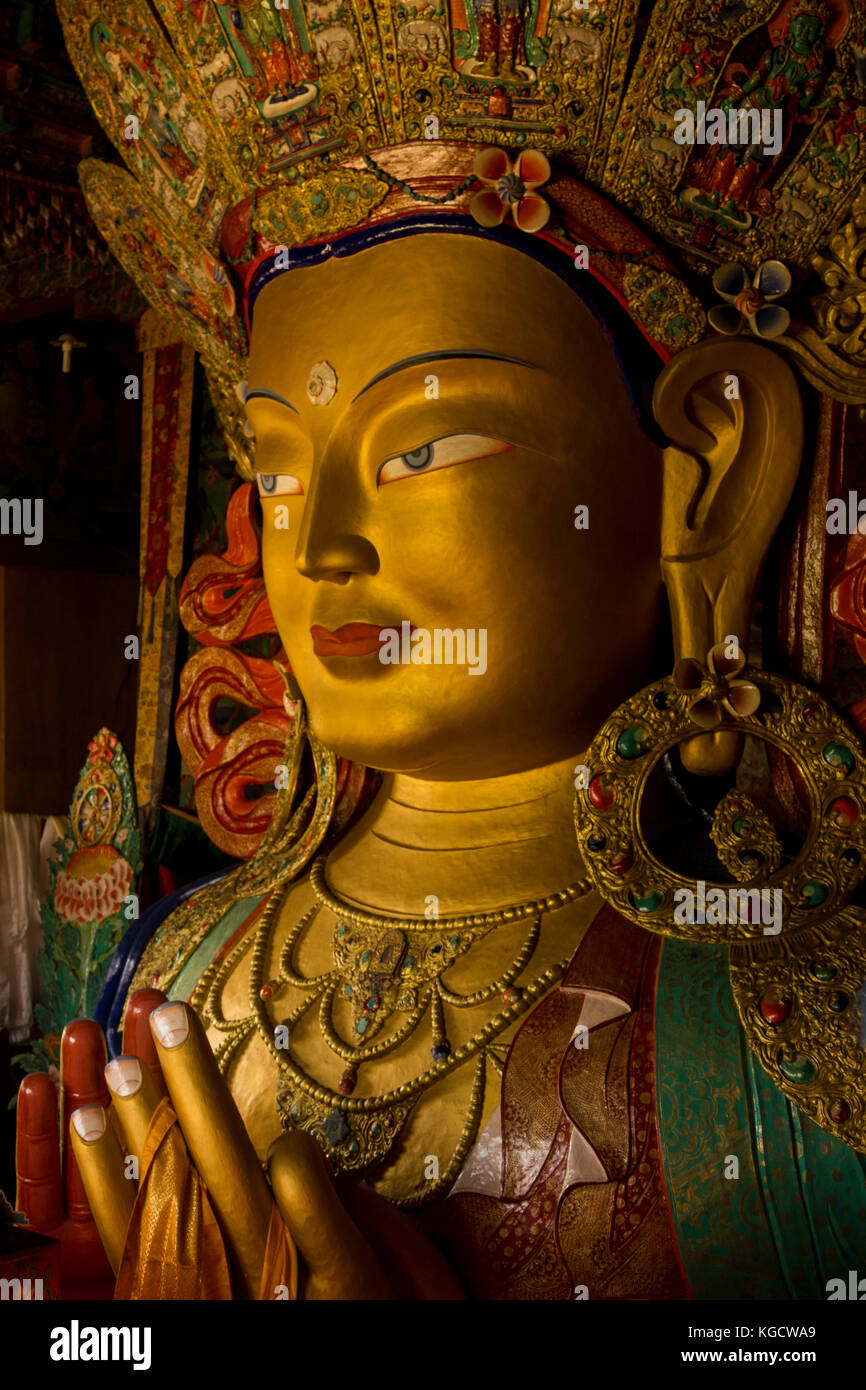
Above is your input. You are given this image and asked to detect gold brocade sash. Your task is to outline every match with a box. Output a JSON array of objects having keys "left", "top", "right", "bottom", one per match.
[{"left": 115, "top": 1097, "right": 296, "bottom": 1301}]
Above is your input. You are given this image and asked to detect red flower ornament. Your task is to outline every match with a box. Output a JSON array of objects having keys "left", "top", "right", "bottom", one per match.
[
  {"left": 87, "top": 730, "right": 118, "bottom": 765},
  {"left": 470, "top": 147, "right": 551, "bottom": 234},
  {"left": 674, "top": 643, "right": 761, "bottom": 730}
]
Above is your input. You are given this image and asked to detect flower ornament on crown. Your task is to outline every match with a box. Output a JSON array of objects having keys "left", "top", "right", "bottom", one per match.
[
  {"left": 469, "top": 148, "right": 551, "bottom": 233},
  {"left": 787, "top": 0, "right": 834, "bottom": 23},
  {"left": 55, "top": 0, "right": 866, "bottom": 481}
]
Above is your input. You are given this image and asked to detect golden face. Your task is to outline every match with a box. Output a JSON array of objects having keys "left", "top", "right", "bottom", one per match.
[{"left": 246, "top": 234, "right": 664, "bottom": 778}]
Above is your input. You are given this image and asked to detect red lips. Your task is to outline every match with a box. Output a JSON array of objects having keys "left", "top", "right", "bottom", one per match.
[{"left": 310, "top": 623, "right": 388, "bottom": 657}]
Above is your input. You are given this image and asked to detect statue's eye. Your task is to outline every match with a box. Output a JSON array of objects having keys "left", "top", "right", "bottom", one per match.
[
  {"left": 401, "top": 444, "right": 434, "bottom": 470},
  {"left": 256, "top": 472, "right": 304, "bottom": 498},
  {"left": 378, "top": 434, "right": 513, "bottom": 486}
]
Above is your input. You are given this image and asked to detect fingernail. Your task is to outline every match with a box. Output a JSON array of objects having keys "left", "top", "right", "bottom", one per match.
[
  {"left": 71, "top": 1106, "right": 106, "bottom": 1143},
  {"left": 105, "top": 1056, "right": 142, "bottom": 1098},
  {"left": 60, "top": 1018, "right": 109, "bottom": 1105},
  {"left": 149, "top": 1002, "right": 189, "bottom": 1049}
]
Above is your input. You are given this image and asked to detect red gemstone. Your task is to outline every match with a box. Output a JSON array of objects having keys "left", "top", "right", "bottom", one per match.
[
  {"left": 259, "top": 985, "right": 273, "bottom": 1000},
  {"left": 804, "top": 703, "right": 820, "bottom": 722},
  {"left": 589, "top": 775, "right": 615, "bottom": 809},
  {"left": 830, "top": 797, "right": 859, "bottom": 827},
  {"left": 502, "top": 987, "right": 521, "bottom": 1006},
  {"left": 609, "top": 850, "right": 633, "bottom": 876},
  {"left": 759, "top": 995, "right": 789, "bottom": 1024},
  {"left": 829, "top": 1098, "right": 850, "bottom": 1124},
  {"left": 338, "top": 1073, "right": 356, "bottom": 1095}
]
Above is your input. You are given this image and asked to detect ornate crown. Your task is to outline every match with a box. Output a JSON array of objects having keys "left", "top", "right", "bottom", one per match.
[{"left": 58, "top": 0, "right": 866, "bottom": 476}]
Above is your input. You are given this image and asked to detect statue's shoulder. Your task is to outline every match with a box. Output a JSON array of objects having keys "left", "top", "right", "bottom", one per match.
[
  {"left": 97, "top": 867, "right": 272, "bottom": 1052},
  {"left": 133, "top": 869, "right": 271, "bottom": 999}
]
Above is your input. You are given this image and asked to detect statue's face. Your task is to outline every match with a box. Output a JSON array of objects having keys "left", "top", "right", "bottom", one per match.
[
  {"left": 247, "top": 234, "right": 663, "bottom": 778},
  {"left": 789, "top": 14, "right": 823, "bottom": 52}
]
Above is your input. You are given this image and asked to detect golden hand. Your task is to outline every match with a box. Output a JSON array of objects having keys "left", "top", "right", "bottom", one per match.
[{"left": 70, "top": 998, "right": 463, "bottom": 1300}]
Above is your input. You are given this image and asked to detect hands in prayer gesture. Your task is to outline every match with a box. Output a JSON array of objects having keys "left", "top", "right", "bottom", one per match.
[{"left": 16, "top": 992, "right": 463, "bottom": 1300}]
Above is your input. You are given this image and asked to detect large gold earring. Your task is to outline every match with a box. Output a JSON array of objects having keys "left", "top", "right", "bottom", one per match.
[
  {"left": 574, "top": 642, "right": 866, "bottom": 1153},
  {"left": 573, "top": 642, "right": 866, "bottom": 941}
]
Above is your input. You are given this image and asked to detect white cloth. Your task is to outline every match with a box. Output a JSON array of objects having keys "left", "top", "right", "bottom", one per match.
[{"left": 0, "top": 812, "right": 58, "bottom": 1041}]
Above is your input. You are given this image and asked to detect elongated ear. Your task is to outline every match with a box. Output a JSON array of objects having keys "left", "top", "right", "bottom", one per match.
[{"left": 653, "top": 338, "right": 803, "bottom": 775}]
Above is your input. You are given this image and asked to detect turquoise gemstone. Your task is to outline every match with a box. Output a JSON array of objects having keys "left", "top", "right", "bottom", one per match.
[
  {"left": 732, "top": 817, "right": 750, "bottom": 837},
  {"left": 360, "top": 950, "right": 371, "bottom": 965},
  {"left": 802, "top": 881, "right": 829, "bottom": 908},
  {"left": 779, "top": 1054, "right": 817, "bottom": 1085},
  {"left": 344, "top": 984, "right": 352, "bottom": 996},
  {"left": 450, "top": 937, "right": 459, "bottom": 948},
  {"left": 616, "top": 726, "right": 650, "bottom": 759},
  {"left": 823, "top": 741, "right": 855, "bottom": 773},
  {"left": 630, "top": 889, "right": 663, "bottom": 913},
  {"left": 336, "top": 926, "right": 345, "bottom": 936},
  {"left": 405, "top": 954, "right": 414, "bottom": 968},
  {"left": 810, "top": 960, "right": 837, "bottom": 982},
  {"left": 357, "top": 1018, "right": 368, "bottom": 1034}
]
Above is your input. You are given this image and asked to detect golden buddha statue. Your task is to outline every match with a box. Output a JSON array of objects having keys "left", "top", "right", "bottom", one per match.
[{"left": 14, "top": 0, "right": 866, "bottom": 1301}]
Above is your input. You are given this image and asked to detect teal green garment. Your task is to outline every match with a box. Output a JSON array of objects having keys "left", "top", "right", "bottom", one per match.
[
  {"left": 656, "top": 940, "right": 866, "bottom": 1299},
  {"left": 170, "top": 893, "right": 266, "bottom": 1002}
]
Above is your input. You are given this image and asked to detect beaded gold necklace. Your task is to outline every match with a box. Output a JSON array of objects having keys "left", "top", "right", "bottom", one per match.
[{"left": 195, "top": 856, "right": 592, "bottom": 1204}]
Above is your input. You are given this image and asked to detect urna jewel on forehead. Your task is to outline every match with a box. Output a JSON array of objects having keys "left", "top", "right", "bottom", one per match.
[{"left": 58, "top": 0, "right": 866, "bottom": 476}]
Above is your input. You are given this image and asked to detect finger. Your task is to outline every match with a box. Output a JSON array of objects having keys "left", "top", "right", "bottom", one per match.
[
  {"left": 104, "top": 1055, "right": 162, "bottom": 1171},
  {"left": 122, "top": 989, "right": 168, "bottom": 1095},
  {"left": 149, "top": 1001, "right": 275, "bottom": 1299},
  {"left": 341, "top": 1182, "right": 465, "bottom": 1299},
  {"left": 60, "top": 1019, "right": 110, "bottom": 1223},
  {"left": 15, "top": 1072, "right": 63, "bottom": 1229},
  {"left": 268, "top": 1130, "right": 391, "bottom": 1300},
  {"left": 69, "top": 1106, "right": 135, "bottom": 1276}
]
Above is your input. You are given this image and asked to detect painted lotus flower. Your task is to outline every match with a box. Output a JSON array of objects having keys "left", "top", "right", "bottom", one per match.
[
  {"left": 708, "top": 260, "right": 791, "bottom": 340},
  {"left": 470, "top": 147, "right": 551, "bottom": 234},
  {"left": 674, "top": 643, "right": 761, "bottom": 730},
  {"left": 55, "top": 846, "right": 133, "bottom": 925}
]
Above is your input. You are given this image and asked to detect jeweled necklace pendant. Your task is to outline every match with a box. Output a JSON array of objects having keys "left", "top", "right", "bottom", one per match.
[{"left": 334, "top": 924, "right": 408, "bottom": 1042}]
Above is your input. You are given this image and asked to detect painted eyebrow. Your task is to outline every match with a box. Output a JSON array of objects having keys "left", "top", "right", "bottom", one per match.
[
  {"left": 246, "top": 352, "right": 537, "bottom": 413},
  {"left": 351, "top": 350, "right": 539, "bottom": 403},
  {"left": 245, "top": 387, "right": 299, "bottom": 414}
]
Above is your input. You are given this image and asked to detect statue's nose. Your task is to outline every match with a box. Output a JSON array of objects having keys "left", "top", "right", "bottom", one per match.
[{"left": 294, "top": 532, "right": 380, "bottom": 584}]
